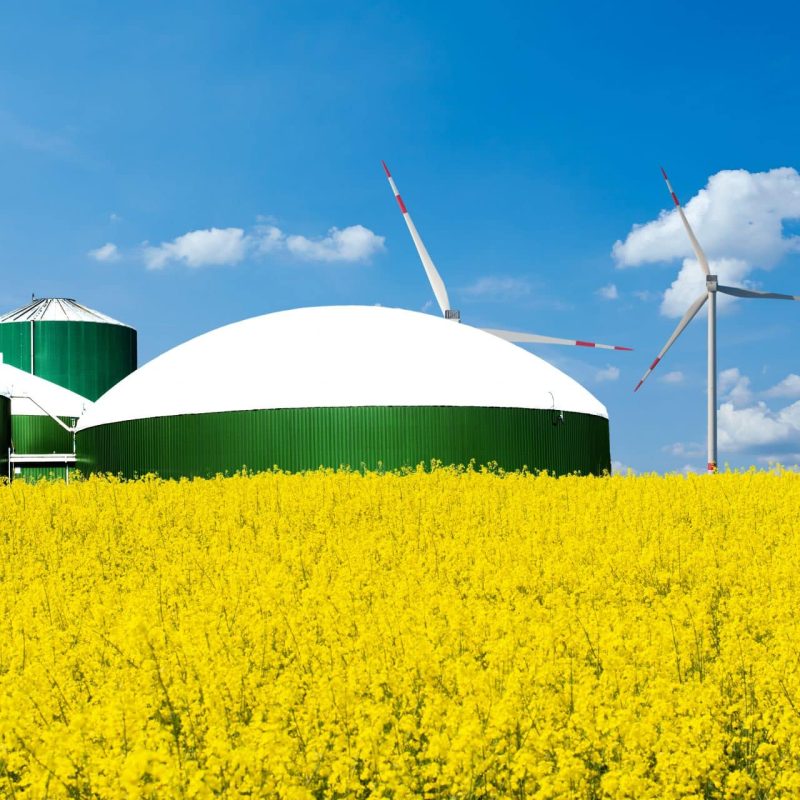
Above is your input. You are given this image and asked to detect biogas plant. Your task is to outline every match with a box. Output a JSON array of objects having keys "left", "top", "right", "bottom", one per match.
[{"left": 0, "top": 166, "right": 631, "bottom": 482}]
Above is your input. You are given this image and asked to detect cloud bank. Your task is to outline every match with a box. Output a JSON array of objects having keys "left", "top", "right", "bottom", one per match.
[
  {"left": 613, "top": 168, "right": 800, "bottom": 317},
  {"left": 143, "top": 222, "right": 385, "bottom": 270}
]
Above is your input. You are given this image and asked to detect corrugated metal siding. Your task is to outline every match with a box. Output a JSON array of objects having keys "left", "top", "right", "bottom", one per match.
[
  {"left": 0, "top": 396, "right": 9, "bottom": 480},
  {"left": 0, "top": 325, "right": 31, "bottom": 372},
  {"left": 13, "top": 465, "right": 72, "bottom": 483},
  {"left": 77, "top": 406, "right": 611, "bottom": 479},
  {"left": 0, "top": 321, "right": 136, "bottom": 401},
  {"left": 11, "top": 415, "right": 75, "bottom": 454}
]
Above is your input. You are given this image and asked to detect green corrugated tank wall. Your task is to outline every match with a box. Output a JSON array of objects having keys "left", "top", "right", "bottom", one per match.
[
  {"left": 0, "top": 321, "right": 136, "bottom": 401},
  {"left": 0, "top": 396, "right": 9, "bottom": 481},
  {"left": 12, "top": 415, "right": 76, "bottom": 454},
  {"left": 9, "top": 415, "right": 77, "bottom": 483},
  {"left": 77, "top": 406, "right": 611, "bottom": 479}
]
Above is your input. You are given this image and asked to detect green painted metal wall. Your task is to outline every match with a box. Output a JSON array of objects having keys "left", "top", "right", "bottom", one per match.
[
  {"left": 77, "top": 406, "right": 611, "bottom": 479},
  {"left": 0, "top": 396, "right": 9, "bottom": 481},
  {"left": 11, "top": 415, "right": 76, "bottom": 454},
  {"left": 13, "top": 464, "right": 73, "bottom": 483},
  {"left": 0, "top": 321, "right": 136, "bottom": 401}
]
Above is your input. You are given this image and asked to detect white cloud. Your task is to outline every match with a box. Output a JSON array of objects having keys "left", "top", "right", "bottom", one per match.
[
  {"left": 663, "top": 441, "right": 703, "bottom": 457},
  {"left": 719, "top": 367, "right": 753, "bottom": 406},
  {"left": 144, "top": 227, "right": 249, "bottom": 270},
  {"left": 660, "top": 370, "right": 684, "bottom": 384},
  {"left": 764, "top": 373, "right": 800, "bottom": 399},
  {"left": 461, "top": 276, "right": 532, "bottom": 299},
  {"left": 661, "top": 257, "right": 749, "bottom": 318},
  {"left": 706, "top": 368, "right": 800, "bottom": 458},
  {"left": 88, "top": 242, "right": 120, "bottom": 262},
  {"left": 142, "top": 221, "right": 384, "bottom": 270},
  {"left": 110, "top": 212, "right": 121, "bottom": 222},
  {"left": 285, "top": 225, "right": 385, "bottom": 262},
  {"left": 612, "top": 167, "right": 800, "bottom": 317},
  {"left": 595, "top": 365, "right": 620, "bottom": 382},
  {"left": 611, "top": 459, "right": 635, "bottom": 475},
  {"left": 663, "top": 370, "right": 800, "bottom": 463},
  {"left": 718, "top": 399, "right": 800, "bottom": 456},
  {"left": 253, "top": 223, "right": 285, "bottom": 255},
  {"left": 597, "top": 283, "right": 619, "bottom": 300},
  {"left": 633, "top": 289, "right": 656, "bottom": 302}
]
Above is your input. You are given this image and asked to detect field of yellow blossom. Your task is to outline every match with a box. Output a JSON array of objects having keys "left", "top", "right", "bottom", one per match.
[{"left": 1, "top": 468, "right": 800, "bottom": 798}]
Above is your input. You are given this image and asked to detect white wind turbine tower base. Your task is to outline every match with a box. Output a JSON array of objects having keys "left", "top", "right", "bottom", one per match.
[
  {"left": 382, "top": 161, "right": 633, "bottom": 351},
  {"left": 635, "top": 168, "right": 800, "bottom": 473}
]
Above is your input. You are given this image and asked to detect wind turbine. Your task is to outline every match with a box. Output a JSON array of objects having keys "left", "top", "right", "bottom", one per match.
[
  {"left": 382, "top": 161, "right": 632, "bottom": 352},
  {"left": 634, "top": 167, "right": 800, "bottom": 473}
]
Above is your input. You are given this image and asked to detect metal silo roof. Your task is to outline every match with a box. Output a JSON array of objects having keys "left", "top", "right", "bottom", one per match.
[
  {"left": 0, "top": 298, "right": 130, "bottom": 326},
  {"left": 77, "top": 305, "right": 608, "bottom": 431}
]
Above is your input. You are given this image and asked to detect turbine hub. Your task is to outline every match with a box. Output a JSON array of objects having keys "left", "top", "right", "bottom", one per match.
[
  {"left": 445, "top": 309, "right": 461, "bottom": 322},
  {"left": 706, "top": 275, "right": 718, "bottom": 292}
]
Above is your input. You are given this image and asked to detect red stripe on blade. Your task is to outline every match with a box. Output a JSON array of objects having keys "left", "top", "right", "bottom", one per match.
[
  {"left": 381, "top": 161, "right": 391, "bottom": 177},
  {"left": 396, "top": 195, "right": 407, "bottom": 214},
  {"left": 649, "top": 356, "right": 661, "bottom": 370},
  {"left": 670, "top": 192, "right": 680, "bottom": 207},
  {"left": 575, "top": 340, "right": 594, "bottom": 348},
  {"left": 614, "top": 346, "right": 633, "bottom": 351},
  {"left": 634, "top": 380, "right": 644, "bottom": 392},
  {"left": 660, "top": 166, "right": 668, "bottom": 180}
]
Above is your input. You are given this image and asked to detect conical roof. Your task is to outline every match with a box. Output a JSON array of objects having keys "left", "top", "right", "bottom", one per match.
[
  {"left": 0, "top": 298, "right": 129, "bottom": 326},
  {"left": 0, "top": 362, "right": 92, "bottom": 418}
]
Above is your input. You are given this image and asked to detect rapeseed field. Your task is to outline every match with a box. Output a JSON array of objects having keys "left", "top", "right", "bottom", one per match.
[{"left": 0, "top": 468, "right": 799, "bottom": 798}]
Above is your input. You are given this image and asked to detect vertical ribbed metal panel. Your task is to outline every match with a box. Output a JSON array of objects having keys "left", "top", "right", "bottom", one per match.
[
  {"left": 0, "top": 396, "right": 9, "bottom": 481},
  {"left": 0, "top": 325, "right": 31, "bottom": 372},
  {"left": 11, "top": 416, "right": 75, "bottom": 454},
  {"left": 77, "top": 406, "right": 611, "bottom": 479},
  {"left": 32, "top": 322, "right": 137, "bottom": 400},
  {"left": 0, "top": 322, "right": 137, "bottom": 401},
  {"left": 14, "top": 465, "right": 72, "bottom": 483}
]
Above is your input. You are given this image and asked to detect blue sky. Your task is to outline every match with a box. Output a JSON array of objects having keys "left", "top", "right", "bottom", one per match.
[{"left": 1, "top": 1, "right": 799, "bottom": 472}]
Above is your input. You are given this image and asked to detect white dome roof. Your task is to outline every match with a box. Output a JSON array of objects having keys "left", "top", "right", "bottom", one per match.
[
  {"left": 77, "top": 306, "right": 607, "bottom": 431},
  {"left": 0, "top": 363, "right": 92, "bottom": 418}
]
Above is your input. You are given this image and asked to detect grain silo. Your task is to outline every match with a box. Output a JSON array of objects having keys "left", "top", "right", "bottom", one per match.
[
  {"left": 0, "top": 363, "right": 91, "bottom": 481},
  {"left": 0, "top": 298, "right": 137, "bottom": 401},
  {"left": 76, "top": 306, "right": 611, "bottom": 478}
]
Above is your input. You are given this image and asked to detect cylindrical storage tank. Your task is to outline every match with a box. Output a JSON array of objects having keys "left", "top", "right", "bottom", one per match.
[
  {"left": 0, "top": 363, "right": 92, "bottom": 481},
  {"left": 0, "top": 298, "right": 137, "bottom": 401},
  {"left": 77, "top": 306, "right": 612, "bottom": 479},
  {"left": 0, "top": 394, "right": 10, "bottom": 482}
]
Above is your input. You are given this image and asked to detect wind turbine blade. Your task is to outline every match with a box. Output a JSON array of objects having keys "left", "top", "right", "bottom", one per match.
[
  {"left": 382, "top": 161, "right": 451, "bottom": 317},
  {"left": 634, "top": 291, "right": 707, "bottom": 392},
  {"left": 483, "top": 328, "right": 633, "bottom": 350},
  {"left": 717, "top": 285, "right": 800, "bottom": 301},
  {"left": 661, "top": 167, "right": 711, "bottom": 276}
]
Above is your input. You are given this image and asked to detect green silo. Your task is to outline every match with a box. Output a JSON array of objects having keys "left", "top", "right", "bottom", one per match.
[
  {"left": 0, "top": 298, "right": 137, "bottom": 401},
  {"left": 0, "top": 395, "right": 10, "bottom": 482}
]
